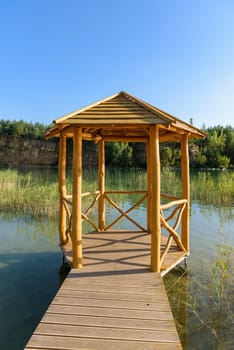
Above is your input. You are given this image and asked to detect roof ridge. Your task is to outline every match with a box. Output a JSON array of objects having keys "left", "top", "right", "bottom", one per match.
[{"left": 120, "top": 91, "right": 172, "bottom": 124}]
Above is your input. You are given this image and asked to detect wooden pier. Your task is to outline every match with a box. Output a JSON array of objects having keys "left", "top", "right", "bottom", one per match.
[{"left": 25, "top": 231, "right": 183, "bottom": 349}]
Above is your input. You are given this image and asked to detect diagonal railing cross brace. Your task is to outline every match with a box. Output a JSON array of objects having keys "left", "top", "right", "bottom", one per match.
[{"left": 104, "top": 192, "right": 147, "bottom": 231}]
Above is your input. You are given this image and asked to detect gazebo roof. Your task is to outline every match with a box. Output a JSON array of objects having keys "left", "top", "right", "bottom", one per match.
[{"left": 45, "top": 91, "right": 206, "bottom": 142}]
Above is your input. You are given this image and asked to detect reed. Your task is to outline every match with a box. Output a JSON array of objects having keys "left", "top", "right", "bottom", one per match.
[
  {"left": 191, "top": 171, "right": 234, "bottom": 205},
  {"left": 0, "top": 168, "right": 233, "bottom": 219},
  {"left": 164, "top": 239, "right": 234, "bottom": 348},
  {"left": 161, "top": 170, "right": 234, "bottom": 205},
  {"left": 0, "top": 168, "right": 99, "bottom": 218},
  {"left": 186, "top": 240, "right": 234, "bottom": 346},
  {"left": 0, "top": 169, "right": 59, "bottom": 218}
]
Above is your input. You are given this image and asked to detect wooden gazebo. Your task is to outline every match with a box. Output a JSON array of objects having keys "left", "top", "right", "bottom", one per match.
[{"left": 46, "top": 91, "right": 206, "bottom": 274}]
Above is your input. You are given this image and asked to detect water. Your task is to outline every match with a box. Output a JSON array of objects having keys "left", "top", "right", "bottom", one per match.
[
  {"left": 0, "top": 213, "right": 61, "bottom": 350},
  {"left": 0, "top": 169, "right": 233, "bottom": 349},
  {"left": 165, "top": 201, "right": 234, "bottom": 350}
]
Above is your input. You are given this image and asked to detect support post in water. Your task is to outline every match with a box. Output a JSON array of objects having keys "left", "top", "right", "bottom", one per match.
[
  {"left": 72, "top": 127, "right": 83, "bottom": 268},
  {"left": 58, "top": 133, "right": 67, "bottom": 245},
  {"left": 98, "top": 139, "right": 105, "bottom": 231},
  {"left": 180, "top": 134, "right": 190, "bottom": 251}
]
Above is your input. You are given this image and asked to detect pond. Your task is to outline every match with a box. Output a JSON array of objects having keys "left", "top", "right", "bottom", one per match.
[{"left": 0, "top": 168, "right": 233, "bottom": 350}]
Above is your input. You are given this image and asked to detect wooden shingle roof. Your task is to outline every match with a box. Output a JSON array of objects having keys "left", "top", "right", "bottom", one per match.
[{"left": 45, "top": 91, "right": 206, "bottom": 142}]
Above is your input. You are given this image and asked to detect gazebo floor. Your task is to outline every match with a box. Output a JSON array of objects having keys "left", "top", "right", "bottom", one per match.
[{"left": 61, "top": 231, "right": 188, "bottom": 276}]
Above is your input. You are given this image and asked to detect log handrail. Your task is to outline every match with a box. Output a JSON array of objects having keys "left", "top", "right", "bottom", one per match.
[
  {"left": 82, "top": 191, "right": 100, "bottom": 197},
  {"left": 160, "top": 198, "right": 187, "bottom": 267},
  {"left": 160, "top": 198, "right": 187, "bottom": 211},
  {"left": 105, "top": 190, "right": 147, "bottom": 194}
]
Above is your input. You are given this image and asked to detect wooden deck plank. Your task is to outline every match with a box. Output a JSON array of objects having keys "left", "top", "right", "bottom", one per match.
[
  {"left": 33, "top": 323, "right": 180, "bottom": 342},
  {"left": 46, "top": 303, "right": 173, "bottom": 320},
  {"left": 41, "top": 313, "right": 177, "bottom": 331},
  {"left": 25, "top": 335, "right": 182, "bottom": 350},
  {"left": 25, "top": 231, "right": 182, "bottom": 349},
  {"left": 57, "top": 289, "right": 167, "bottom": 301},
  {"left": 52, "top": 295, "right": 171, "bottom": 310}
]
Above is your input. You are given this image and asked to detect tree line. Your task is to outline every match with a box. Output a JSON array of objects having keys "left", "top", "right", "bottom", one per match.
[
  {"left": 0, "top": 119, "right": 48, "bottom": 139},
  {"left": 0, "top": 119, "right": 233, "bottom": 169},
  {"left": 106, "top": 125, "right": 234, "bottom": 169}
]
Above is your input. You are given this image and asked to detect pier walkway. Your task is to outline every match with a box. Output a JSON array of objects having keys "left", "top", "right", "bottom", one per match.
[{"left": 25, "top": 231, "right": 182, "bottom": 349}]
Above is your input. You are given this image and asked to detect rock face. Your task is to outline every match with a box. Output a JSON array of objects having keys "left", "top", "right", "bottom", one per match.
[
  {"left": 0, "top": 136, "right": 98, "bottom": 168},
  {"left": 0, "top": 136, "right": 59, "bottom": 167}
]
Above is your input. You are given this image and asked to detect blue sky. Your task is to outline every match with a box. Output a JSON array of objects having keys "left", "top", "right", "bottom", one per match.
[{"left": 0, "top": 0, "right": 234, "bottom": 128}]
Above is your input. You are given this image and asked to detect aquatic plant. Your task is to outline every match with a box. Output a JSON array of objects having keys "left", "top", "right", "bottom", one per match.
[
  {"left": 186, "top": 240, "right": 234, "bottom": 346},
  {"left": 0, "top": 168, "right": 233, "bottom": 218},
  {"left": 191, "top": 171, "right": 234, "bottom": 206},
  {"left": 164, "top": 238, "right": 234, "bottom": 349}
]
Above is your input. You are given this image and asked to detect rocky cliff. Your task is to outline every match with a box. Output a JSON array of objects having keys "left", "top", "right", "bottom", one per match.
[
  {"left": 0, "top": 136, "right": 59, "bottom": 167},
  {"left": 0, "top": 136, "right": 98, "bottom": 168}
]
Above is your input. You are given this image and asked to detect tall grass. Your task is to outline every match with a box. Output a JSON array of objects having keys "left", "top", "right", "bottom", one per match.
[
  {"left": 0, "top": 168, "right": 99, "bottom": 218},
  {"left": 0, "top": 169, "right": 59, "bottom": 218},
  {"left": 0, "top": 168, "right": 233, "bottom": 219},
  {"left": 191, "top": 171, "right": 234, "bottom": 206}
]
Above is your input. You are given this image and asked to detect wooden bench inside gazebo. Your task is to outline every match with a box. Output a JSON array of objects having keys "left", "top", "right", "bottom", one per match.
[{"left": 45, "top": 91, "right": 206, "bottom": 275}]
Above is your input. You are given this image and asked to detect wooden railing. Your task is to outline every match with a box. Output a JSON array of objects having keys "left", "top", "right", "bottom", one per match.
[
  {"left": 103, "top": 191, "right": 147, "bottom": 231},
  {"left": 62, "top": 191, "right": 188, "bottom": 267},
  {"left": 62, "top": 190, "right": 148, "bottom": 240},
  {"left": 62, "top": 191, "right": 101, "bottom": 241},
  {"left": 160, "top": 194, "right": 187, "bottom": 267}
]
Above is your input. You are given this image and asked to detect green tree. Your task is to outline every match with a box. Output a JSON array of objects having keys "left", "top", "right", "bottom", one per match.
[{"left": 105, "top": 142, "right": 133, "bottom": 166}]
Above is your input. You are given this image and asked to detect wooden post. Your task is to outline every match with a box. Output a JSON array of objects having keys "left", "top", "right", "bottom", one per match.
[
  {"left": 181, "top": 134, "right": 190, "bottom": 251},
  {"left": 149, "top": 125, "right": 161, "bottom": 272},
  {"left": 58, "top": 134, "right": 67, "bottom": 245},
  {"left": 72, "top": 127, "right": 83, "bottom": 268},
  {"left": 98, "top": 139, "right": 105, "bottom": 231},
  {"left": 147, "top": 139, "right": 151, "bottom": 233}
]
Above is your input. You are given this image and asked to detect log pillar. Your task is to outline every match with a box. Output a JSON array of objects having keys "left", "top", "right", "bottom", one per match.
[
  {"left": 72, "top": 127, "right": 83, "bottom": 268},
  {"left": 98, "top": 139, "right": 105, "bottom": 231},
  {"left": 149, "top": 125, "right": 161, "bottom": 272},
  {"left": 180, "top": 134, "right": 190, "bottom": 251},
  {"left": 58, "top": 134, "right": 67, "bottom": 245},
  {"left": 146, "top": 138, "right": 151, "bottom": 233}
]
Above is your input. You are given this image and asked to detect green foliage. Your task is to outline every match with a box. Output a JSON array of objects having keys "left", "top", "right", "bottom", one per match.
[
  {"left": 0, "top": 119, "right": 48, "bottom": 139},
  {"left": 103, "top": 126, "right": 234, "bottom": 169},
  {"left": 192, "top": 125, "right": 234, "bottom": 169},
  {"left": 105, "top": 142, "right": 133, "bottom": 167},
  {"left": 160, "top": 146, "right": 173, "bottom": 167}
]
